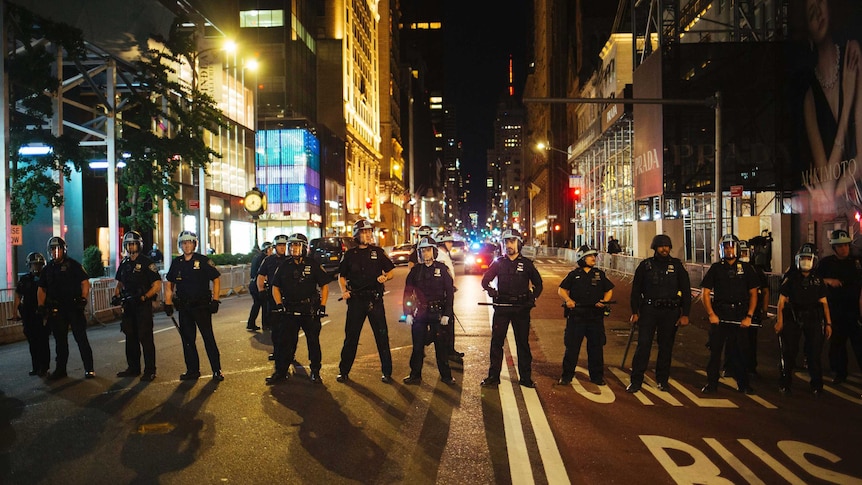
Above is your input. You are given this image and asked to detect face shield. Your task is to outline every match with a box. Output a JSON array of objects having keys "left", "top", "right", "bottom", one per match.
[
  {"left": 289, "top": 242, "right": 304, "bottom": 258},
  {"left": 358, "top": 228, "right": 374, "bottom": 246},
  {"left": 798, "top": 255, "right": 814, "bottom": 272}
]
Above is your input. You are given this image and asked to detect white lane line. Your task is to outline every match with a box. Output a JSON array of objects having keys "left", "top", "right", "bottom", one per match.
[
  {"left": 486, "top": 303, "right": 534, "bottom": 484},
  {"left": 499, "top": 304, "right": 571, "bottom": 484}
]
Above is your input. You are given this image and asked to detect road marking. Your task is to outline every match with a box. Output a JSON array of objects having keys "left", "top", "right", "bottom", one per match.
[
  {"left": 493, "top": 303, "right": 570, "bottom": 484},
  {"left": 739, "top": 439, "right": 807, "bottom": 485},
  {"left": 695, "top": 370, "right": 775, "bottom": 408},
  {"left": 793, "top": 372, "right": 862, "bottom": 404},
  {"left": 703, "top": 438, "right": 766, "bottom": 485},
  {"left": 569, "top": 366, "right": 615, "bottom": 403}
]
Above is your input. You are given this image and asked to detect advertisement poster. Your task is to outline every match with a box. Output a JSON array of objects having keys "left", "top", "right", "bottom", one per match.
[{"left": 792, "top": 0, "right": 862, "bottom": 246}]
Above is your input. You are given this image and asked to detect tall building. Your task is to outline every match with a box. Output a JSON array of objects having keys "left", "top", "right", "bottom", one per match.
[
  {"left": 237, "top": 1, "right": 327, "bottom": 241},
  {"left": 486, "top": 96, "right": 525, "bottom": 237},
  {"left": 318, "top": 0, "right": 383, "bottom": 228}
]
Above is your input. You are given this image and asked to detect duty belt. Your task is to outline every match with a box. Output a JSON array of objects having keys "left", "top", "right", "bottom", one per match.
[
  {"left": 352, "top": 289, "right": 382, "bottom": 300},
  {"left": 497, "top": 295, "right": 528, "bottom": 304},
  {"left": 421, "top": 300, "right": 444, "bottom": 312},
  {"left": 645, "top": 298, "right": 680, "bottom": 308}
]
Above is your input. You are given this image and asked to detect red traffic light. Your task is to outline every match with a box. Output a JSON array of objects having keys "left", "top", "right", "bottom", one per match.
[
  {"left": 554, "top": 224, "right": 561, "bottom": 231},
  {"left": 365, "top": 197, "right": 373, "bottom": 209},
  {"left": 570, "top": 187, "right": 581, "bottom": 202}
]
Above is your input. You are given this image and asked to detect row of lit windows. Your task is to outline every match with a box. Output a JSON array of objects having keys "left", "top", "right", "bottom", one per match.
[
  {"left": 239, "top": 10, "right": 284, "bottom": 28},
  {"left": 405, "top": 22, "right": 442, "bottom": 30}
]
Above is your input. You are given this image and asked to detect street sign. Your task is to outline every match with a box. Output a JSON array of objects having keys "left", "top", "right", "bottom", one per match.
[
  {"left": 10, "top": 225, "right": 22, "bottom": 246},
  {"left": 569, "top": 175, "right": 582, "bottom": 188},
  {"left": 512, "top": 211, "right": 519, "bottom": 217},
  {"left": 570, "top": 218, "right": 576, "bottom": 223},
  {"left": 189, "top": 199, "right": 200, "bottom": 210},
  {"left": 730, "top": 185, "right": 743, "bottom": 198},
  {"left": 548, "top": 214, "right": 557, "bottom": 219}
]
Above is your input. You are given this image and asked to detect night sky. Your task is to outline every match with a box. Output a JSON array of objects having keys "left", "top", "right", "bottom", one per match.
[{"left": 443, "top": 1, "right": 529, "bottom": 217}]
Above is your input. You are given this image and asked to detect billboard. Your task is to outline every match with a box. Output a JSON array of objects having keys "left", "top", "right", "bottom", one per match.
[{"left": 633, "top": 52, "right": 663, "bottom": 200}]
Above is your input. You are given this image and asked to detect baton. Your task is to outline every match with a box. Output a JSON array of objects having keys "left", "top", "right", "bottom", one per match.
[
  {"left": 621, "top": 321, "right": 636, "bottom": 368},
  {"left": 169, "top": 315, "right": 182, "bottom": 335},
  {"left": 337, "top": 283, "right": 373, "bottom": 301},
  {"left": 478, "top": 302, "right": 518, "bottom": 307},
  {"left": 718, "top": 319, "right": 763, "bottom": 328}
]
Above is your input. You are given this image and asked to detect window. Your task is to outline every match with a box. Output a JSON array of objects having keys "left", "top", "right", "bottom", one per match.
[{"left": 240, "top": 10, "right": 285, "bottom": 28}]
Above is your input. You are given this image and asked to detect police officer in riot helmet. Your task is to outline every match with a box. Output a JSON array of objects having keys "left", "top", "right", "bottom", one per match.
[
  {"left": 113, "top": 231, "right": 162, "bottom": 381},
  {"left": 700, "top": 234, "right": 759, "bottom": 394},
  {"left": 15, "top": 252, "right": 50, "bottom": 376},
  {"left": 626, "top": 234, "right": 691, "bottom": 393},
  {"left": 267, "top": 233, "right": 330, "bottom": 384},
  {"left": 776, "top": 243, "right": 832, "bottom": 397},
  {"left": 402, "top": 236, "right": 457, "bottom": 385},
  {"left": 336, "top": 219, "right": 397, "bottom": 383},
  {"left": 247, "top": 241, "right": 273, "bottom": 331},
  {"left": 557, "top": 245, "right": 614, "bottom": 386},
  {"left": 815, "top": 229, "right": 862, "bottom": 384},
  {"left": 481, "top": 228, "right": 543, "bottom": 388},
  {"left": 726, "top": 239, "right": 769, "bottom": 377},
  {"left": 165, "top": 231, "right": 225, "bottom": 381},
  {"left": 257, "top": 235, "right": 289, "bottom": 361},
  {"left": 37, "top": 236, "right": 95, "bottom": 380}
]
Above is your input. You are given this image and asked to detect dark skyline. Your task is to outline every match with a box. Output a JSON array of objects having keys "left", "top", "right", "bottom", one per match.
[{"left": 444, "top": 1, "right": 529, "bottom": 218}]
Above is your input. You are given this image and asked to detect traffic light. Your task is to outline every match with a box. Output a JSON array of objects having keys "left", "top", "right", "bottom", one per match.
[
  {"left": 365, "top": 197, "right": 372, "bottom": 209},
  {"left": 554, "top": 224, "right": 561, "bottom": 231},
  {"left": 570, "top": 187, "right": 581, "bottom": 202}
]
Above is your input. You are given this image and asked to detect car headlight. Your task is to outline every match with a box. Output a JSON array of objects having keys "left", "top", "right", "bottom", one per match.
[{"left": 465, "top": 255, "right": 475, "bottom": 264}]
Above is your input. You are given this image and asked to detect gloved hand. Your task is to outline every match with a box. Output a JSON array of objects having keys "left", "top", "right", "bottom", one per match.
[
  {"left": 406, "top": 315, "right": 414, "bottom": 326},
  {"left": 317, "top": 305, "right": 327, "bottom": 317},
  {"left": 440, "top": 315, "right": 450, "bottom": 326},
  {"left": 274, "top": 303, "right": 286, "bottom": 313},
  {"left": 111, "top": 295, "right": 122, "bottom": 306},
  {"left": 487, "top": 288, "right": 499, "bottom": 298},
  {"left": 164, "top": 304, "right": 174, "bottom": 317},
  {"left": 209, "top": 300, "right": 220, "bottom": 314},
  {"left": 75, "top": 296, "right": 88, "bottom": 309}
]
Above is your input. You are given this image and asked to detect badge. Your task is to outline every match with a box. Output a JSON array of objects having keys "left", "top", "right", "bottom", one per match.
[
  {"left": 736, "top": 263, "right": 744, "bottom": 275},
  {"left": 516, "top": 262, "right": 524, "bottom": 272},
  {"left": 371, "top": 250, "right": 378, "bottom": 260},
  {"left": 134, "top": 263, "right": 142, "bottom": 272},
  {"left": 434, "top": 267, "right": 441, "bottom": 277},
  {"left": 194, "top": 260, "right": 201, "bottom": 270},
  {"left": 667, "top": 264, "right": 675, "bottom": 273}
]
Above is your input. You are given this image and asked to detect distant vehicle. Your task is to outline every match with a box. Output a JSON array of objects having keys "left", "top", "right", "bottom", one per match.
[
  {"left": 389, "top": 243, "right": 414, "bottom": 266},
  {"left": 449, "top": 240, "right": 467, "bottom": 262},
  {"left": 464, "top": 242, "right": 498, "bottom": 275},
  {"left": 309, "top": 236, "right": 357, "bottom": 274}
]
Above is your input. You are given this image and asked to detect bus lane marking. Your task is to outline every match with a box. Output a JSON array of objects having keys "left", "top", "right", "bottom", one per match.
[
  {"left": 793, "top": 372, "right": 862, "bottom": 404},
  {"left": 607, "top": 367, "right": 682, "bottom": 406},
  {"left": 696, "top": 370, "right": 776, "bottom": 408},
  {"left": 738, "top": 439, "right": 808, "bottom": 485},
  {"left": 702, "top": 438, "right": 767, "bottom": 485},
  {"left": 569, "top": 366, "right": 615, "bottom": 403}
]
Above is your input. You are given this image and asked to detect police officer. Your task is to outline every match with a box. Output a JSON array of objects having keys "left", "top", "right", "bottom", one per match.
[
  {"left": 165, "top": 231, "right": 224, "bottom": 381},
  {"left": 701, "top": 234, "right": 759, "bottom": 394},
  {"left": 257, "top": 235, "right": 289, "bottom": 361},
  {"left": 776, "top": 243, "right": 833, "bottom": 397},
  {"left": 815, "top": 229, "right": 862, "bottom": 384},
  {"left": 113, "top": 231, "right": 162, "bottom": 381},
  {"left": 149, "top": 244, "right": 164, "bottom": 266},
  {"left": 37, "top": 237, "right": 95, "bottom": 380},
  {"left": 14, "top": 252, "right": 49, "bottom": 376},
  {"left": 267, "top": 233, "right": 330, "bottom": 384},
  {"left": 626, "top": 235, "right": 691, "bottom": 393},
  {"left": 557, "top": 245, "right": 614, "bottom": 386},
  {"left": 336, "top": 219, "right": 396, "bottom": 383},
  {"left": 435, "top": 230, "right": 464, "bottom": 361},
  {"left": 247, "top": 241, "right": 273, "bottom": 331},
  {"left": 481, "top": 228, "right": 543, "bottom": 388},
  {"left": 733, "top": 239, "right": 770, "bottom": 375},
  {"left": 402, "top": 237, "right": 457, "bottom": 385}
]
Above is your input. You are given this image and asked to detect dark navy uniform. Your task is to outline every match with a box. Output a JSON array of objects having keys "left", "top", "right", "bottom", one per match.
[
  {"left": 246, "top": 250, "right": 267, "bottom": 330},
  {"left": 38, "top": 257, "right": 93, "bottom": 377},
  {"left": 403, "top": 260, "right": 455, "bottom": 380},
  {"left": 481, "top": 254, "right": 543, "bottom": 383},
  {"left": 258, "top": 252, "right": 288, "bottom": 357},
  {"left": 816, "top": 254, "right": 862, "bottom": 381},
  {"left": 116, "top": 254, "right": 161, "bottom": 375},
  {"left": 338, "top": 245, "right": 396, "bottom": 378},
  {"left": 270, "top": 257, "right": 330, "bottom": 377},
  {"left": 559, "top": 266, "right": 614, "bottom": 383},
  {"left": 16, "top": 271, "right": 50, "bottom": 375},
  {"left": 702, "top": 260, "right": 759, "bottom": 391},
  {"left": 778, "top": 268, "right": 829, "bottom": 391},
  {"left": 629, "top": 256, "right": 691, "bottom": 388},
  {"left": 166, "top": 253, "right": 222, "bottom": 376}
]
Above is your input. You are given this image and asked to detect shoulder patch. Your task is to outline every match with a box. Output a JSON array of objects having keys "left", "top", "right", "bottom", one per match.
[
  {"left": 208, "top": 259, "right": 216, "bottom": 267},
  {"left": 148, "top": 263, "right": 158, "bottom": 272}
]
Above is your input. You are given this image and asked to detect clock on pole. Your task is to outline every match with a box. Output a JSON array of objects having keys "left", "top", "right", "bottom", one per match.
[{"left": 244, "top": 187, "right": 266, "bottom": 250}]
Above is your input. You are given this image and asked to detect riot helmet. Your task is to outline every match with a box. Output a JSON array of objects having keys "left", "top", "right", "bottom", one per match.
[
  {"left": 123, "top": 231, "right": 143, "bottom": 255},
  {"left": 718, "top": 234, "right": 740, "bottom": 260},
  {"left": 576, "top": 245, "right": 598, "bottom": 267},
  {"left": 353, "top": 219, "right": 374, "bottom": 245},
  {"left": 829, "top": 229, "right": 852, "bottom": 246},
  {"left": 501, "top": 228, "right": 523, "bottom": 255},
  {"left": 27, "top": 252, "right": 46, "bottom": 272},
  {"left": 272, "top": 234, "right": 289, "bottom": 256},
  {"left": 795, "top": 243, "right": 818, "bottom": 272},
  {"left": 417, "top": 236, "right": 438, "bottom": 262},
  {"left": 651, "top": 234, "right": 673, "bottom": 250},
  {"left": 288, "top": 233, "right": 309, "bottom": 257},
  {"left": 177, "top": 231, "right": 198, "bottom": 253},
  {"left": 47, "top": 236, "right": 67, "bottom": 261},
  {"left": 417, "top": 225, "right": 434, "bottom": 239}
]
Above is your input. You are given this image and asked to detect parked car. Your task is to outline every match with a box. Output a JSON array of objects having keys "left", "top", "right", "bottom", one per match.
[
  {"left": 464, "top": 242, "right": 499, "bottom": 275},
  {"left": 309, "top": 237, "right": 357, "bottom": 274},
  {"left": 449, "top": 240, "right": 467, "bottom": 262},
  {"left": 389, "top": 243, "right": 414, "bottom": 266}
]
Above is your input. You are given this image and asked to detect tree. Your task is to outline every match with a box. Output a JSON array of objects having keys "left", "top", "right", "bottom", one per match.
[
  {"left": 116, "top": 22, "right": 227, "bottom": 231},
  {"left": 4, "top": 4, "right": 90, "bottom": 225}
]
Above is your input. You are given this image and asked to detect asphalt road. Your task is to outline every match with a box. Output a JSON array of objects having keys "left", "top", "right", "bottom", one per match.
[{"left": 1, "top": 258, "right": 861, "bottom": 484}]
